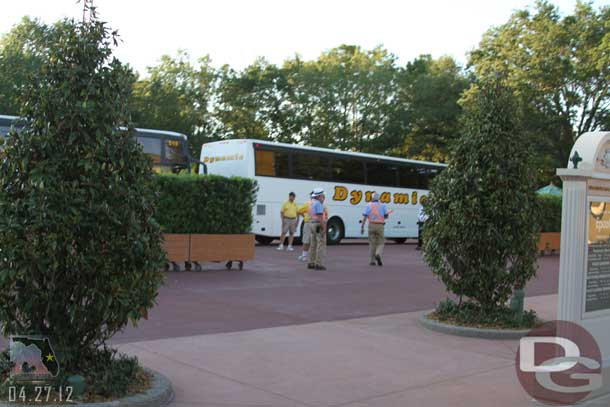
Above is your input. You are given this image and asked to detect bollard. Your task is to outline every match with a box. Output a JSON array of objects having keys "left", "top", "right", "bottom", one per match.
[
  {"left": 510, "top": 289, "right": 525, "bottom": 324},
  {"left": 67, "top": 374, "right": 86, "bottom": 398}
]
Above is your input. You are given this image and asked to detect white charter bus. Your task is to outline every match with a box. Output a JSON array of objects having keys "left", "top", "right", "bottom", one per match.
[{"left": 199, "top": 139, "right": 445, "bottom": 245}]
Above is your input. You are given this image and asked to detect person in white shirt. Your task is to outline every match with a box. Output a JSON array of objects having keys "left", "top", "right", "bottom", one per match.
[{"left": 416, "top": 206, "right": 429, "bottom": 250}]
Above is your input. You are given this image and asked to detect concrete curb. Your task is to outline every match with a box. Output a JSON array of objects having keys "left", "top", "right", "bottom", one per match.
[
  {"left": 0, "top": 368, "right": 173, "bottom": 407},
  {"left": 418, "top": 312, "right": 531, "bottom": 340}
]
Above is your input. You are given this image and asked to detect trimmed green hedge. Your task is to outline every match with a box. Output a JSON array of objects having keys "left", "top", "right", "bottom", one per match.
[
  {"left": 536, "top": 195, "right": 562, "bottom": 233},
  {"left": 153, "top": 174, "right": 257, "bottom": 234}
]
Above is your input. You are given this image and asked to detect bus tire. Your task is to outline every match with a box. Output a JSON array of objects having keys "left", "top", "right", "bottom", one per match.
[
  {"left": 255, "top": 235, "right": 274, "bottom": 245},
  {"left": 392, "top": 238, "right": 407, "bottom": 244},
  {"left": 326, "top": 217, "right": 344, "bottom": 245}
]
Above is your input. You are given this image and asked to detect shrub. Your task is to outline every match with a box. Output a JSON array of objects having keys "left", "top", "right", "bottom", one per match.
[
  {"left": 423, "top": 80, "right": 539, "bottom": 313},
  {"left": 153, "top": 174, "right": 257, "bottom": 234},
  {"left": 536, "top": 195, "right": 562, "bottom": 233},
  {"left": 0, "top": 10, "right": 164, "bottom": 371}
]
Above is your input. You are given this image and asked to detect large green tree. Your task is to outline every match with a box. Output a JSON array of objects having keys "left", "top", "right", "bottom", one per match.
[
  {"left": 0, "top": 17, "right": 47, "bottom": 115},
  {"left": 469, "top": 0, "right": 610, "bottom": 174},
  {"left": 129, "top": 50, "right": 218, "bottom": 156},
  {"left": 423, "top": 80, "right": 539, "bottom": 311},
  {"left": 397, "top": 55, "right": 471, "bottom": 162},
  {"left": 0, "top": 9, "right": 164, "bottom": 369}
]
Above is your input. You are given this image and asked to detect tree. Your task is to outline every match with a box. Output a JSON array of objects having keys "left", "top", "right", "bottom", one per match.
[
  {"left": 397, "top": 55, "right": 471, "bottom": 162},
  {"left": 0, "top": 8, "right": 165, "bottom": 370},
  {"left": 0, "top": 17, "right": 47, "bottom": 115},
  {"left": 214, "top": 58, "right": 293, "bottom": 142},
  {"left": 129, "top": 50, "right": 218, "bottom": 156},
  {"left": 423, "top": 80, "right": 539, "bottom": 312},
  {"left": 468, "top": 0, "right": 610, "bottom": 178},
  {"left": 286, "top": 45, "right": 402, "bottom": 153}
]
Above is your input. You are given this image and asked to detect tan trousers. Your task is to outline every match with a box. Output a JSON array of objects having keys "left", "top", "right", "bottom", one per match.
[
  {"left": 368, "top": 223, "right": 385, "bottom": 263},
  {"left": 308, "top": 222, "right": 326, "bottom": 266}
]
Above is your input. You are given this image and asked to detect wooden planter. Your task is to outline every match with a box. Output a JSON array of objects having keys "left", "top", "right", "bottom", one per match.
[
  {"left": 162, "top": 234, "right": 190, "bottom": 263},
  {"left": 190, "top": 234, "right": 254, "bottom": 263},
  {"left": 537, "top": 232, "right": 561, "bottom": 255},
  {"left": 162, "top": 233, "right": 254, "bottom": 271}
]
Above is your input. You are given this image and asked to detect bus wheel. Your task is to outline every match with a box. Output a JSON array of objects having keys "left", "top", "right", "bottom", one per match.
[
  {"left": 392, "top": 238, "right": 407, "bottom": 244},
  {"left": 326, "top": 218, "right": 343, "bottom": 245},
  {"left": 255, "top": 235, "right": 274, "bottom": 245}
]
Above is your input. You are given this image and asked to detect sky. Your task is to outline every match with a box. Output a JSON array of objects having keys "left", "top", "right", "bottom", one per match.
[{"left": 1, "top": 0, "right": 608, "bottom": 77}]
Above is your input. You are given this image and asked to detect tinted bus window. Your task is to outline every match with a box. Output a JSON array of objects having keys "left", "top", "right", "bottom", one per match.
[
  {"left": 255, "top": 149, "right": 290, "bottom": 177},
  {"left": 398, "top": 165, "right": 418, "bottom": 189},
  {"left": 136, "top": 136, "right": 162, "bottom": 165},
  {"left": 293, "top": 152, "right": 331, "bottom": 180},
  {"left": 367, "top": 162, "right": 397, "bottom": 187},
  {"left": 331, "top": 157, "right": 365, "bottom": 184}
]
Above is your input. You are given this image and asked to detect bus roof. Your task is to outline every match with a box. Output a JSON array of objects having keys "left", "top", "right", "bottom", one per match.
[
  {"left": 0, "top": 115, "right": 187, "bottom": 141},
  {"left": 205, "top": 139, "right": 447, "bottom": 168}
]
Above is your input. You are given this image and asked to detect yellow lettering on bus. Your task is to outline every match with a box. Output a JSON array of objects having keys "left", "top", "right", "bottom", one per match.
[
  {"left": 333, "top": 186, "right": 348, "bottom": 201},
  {"left": 365, "top": 191, "right": 374, "bottom": 202},
  {"left": 394, "top": 193, "right": 409, "bottom": 204},
  {"left": 380, "top": 192, "right": 391, "bottom": 203},
  {"left": 350, "top": 190, "right": 363, "bottom": 205},
  {"left": 411, "top": 191, "right": 418, "bottom": 205}
]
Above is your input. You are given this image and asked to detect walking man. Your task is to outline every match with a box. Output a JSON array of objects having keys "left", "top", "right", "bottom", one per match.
[
  {"left": 416, "top": 204, "right": 429, "bottom": 250},
  {"left": 277, "top": 192, "right": 298, "bottom": 251},
  {"left": 361, "top": 193, "right": 389, "bottom": 266},
  {"left": 308, "top": 188, "right": 327, "bottom": 270}
]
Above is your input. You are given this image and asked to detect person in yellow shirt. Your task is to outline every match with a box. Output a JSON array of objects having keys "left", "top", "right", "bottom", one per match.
[
  {"left": 297, "top": 191, "right": 328, "bottom": 262},
  {"left": 278, "top": 192, "right": 298, "bottom": 251}
]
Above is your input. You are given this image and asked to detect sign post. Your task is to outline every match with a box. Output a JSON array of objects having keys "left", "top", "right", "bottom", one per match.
[{"left": 557, "top": 131, "right": 610, "bottom": 405}]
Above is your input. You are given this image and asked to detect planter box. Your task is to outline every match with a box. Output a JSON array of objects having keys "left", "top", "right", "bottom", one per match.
[
  {"left": 162, "top": 234, "right": 190, "bottom": 263},
  {"left": 537, "top": 232, "right": 560, "bottom": 255},
  {"left": 190, "top": 234, "right": 255, "bottom": 262}
]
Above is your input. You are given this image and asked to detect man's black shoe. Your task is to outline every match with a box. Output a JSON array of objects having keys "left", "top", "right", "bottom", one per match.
[
  {"left": 369, "top": 262, "right": 376, "bottom": 266},
  {"left": 375, "top": 255, "right": 383, "bottom": 266},
  {"left": 315, "top": 265, "right": 327, "bottom": 271},
  {"left": 307, "top": 263, "right": 315, "bottom": 269}
]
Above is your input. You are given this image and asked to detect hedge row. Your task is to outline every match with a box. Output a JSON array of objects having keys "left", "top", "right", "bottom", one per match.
[
  {"left": 536, "top": 195, "right": 562, "bottom": 233},
  {"left": 153, "top": 174, "right": 258, "bottom": 234}
]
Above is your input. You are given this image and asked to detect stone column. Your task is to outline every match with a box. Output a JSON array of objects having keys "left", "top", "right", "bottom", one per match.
[{"left": 557, "top": 175, "right": 588, "bottom": 322}]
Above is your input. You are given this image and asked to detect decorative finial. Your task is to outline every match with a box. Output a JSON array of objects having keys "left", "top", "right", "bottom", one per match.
[{"left": 570, "top": 151, "right": 582, "bottom": 169}]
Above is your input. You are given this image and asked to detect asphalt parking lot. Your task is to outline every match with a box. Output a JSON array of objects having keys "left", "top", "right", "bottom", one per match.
[{"left": 109, "top": 241, "right": 559, "bottom": 344}]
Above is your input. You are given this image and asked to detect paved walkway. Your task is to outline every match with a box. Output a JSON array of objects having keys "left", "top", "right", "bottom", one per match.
[{"left": 119, "top": 294, "right": 557, "bottom": 407}]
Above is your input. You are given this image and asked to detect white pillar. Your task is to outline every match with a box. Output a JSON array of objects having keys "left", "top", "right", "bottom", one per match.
[{"left": 557, "top": 175, "right": 588, "bottom": 322}]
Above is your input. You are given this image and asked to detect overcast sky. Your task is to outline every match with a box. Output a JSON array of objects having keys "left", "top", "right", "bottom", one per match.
[{"left": 2, "top": 0, "right": 608, "bottom": 76}]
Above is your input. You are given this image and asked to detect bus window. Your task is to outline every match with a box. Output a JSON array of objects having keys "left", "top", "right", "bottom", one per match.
[
  {"left": 367, "top": 162, "right": 398, "bottom": 187},
  {"left": 165, "top": 139, "right": 186, "bottom": 165},
  {"left": 331, "top": 158, "right": 365, "bottom": 184},
  {"left": 398, "top": 165, "right": 418, "bottom": 189},
  {"left": 255, "top": 149, "right": 289, "bottom": 177},
  {"left": 136, "top": 136, "right": 162, "bottom": 165},
  {"left": 293, "top": 152, "right": 331, "bottom": 180}
]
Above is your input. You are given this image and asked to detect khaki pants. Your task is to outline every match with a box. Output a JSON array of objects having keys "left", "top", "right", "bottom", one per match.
[
  {"left": 308, "top": 222, "right": 326, "bottom": 267},
  {"left": 368, "top": 223, "right": 385, "bottom": 263}
]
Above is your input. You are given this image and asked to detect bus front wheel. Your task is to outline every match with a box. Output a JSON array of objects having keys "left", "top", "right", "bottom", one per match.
[
  {"left": 255, "top": 235, "right": 274, "bottom": 245},
  {"left": 326, "top": 218, "right": 344, "bottom": 245}
]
